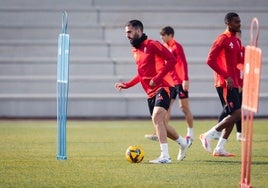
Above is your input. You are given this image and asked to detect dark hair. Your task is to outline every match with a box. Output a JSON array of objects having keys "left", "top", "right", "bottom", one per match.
[
  {"left": 160, "top": 26, "right": 174, "bottom": 37},
  {"left": 224, "top": 12, "right": 239, "bottom": 24},
  {"left": 125, "top": 20, "right": 143, "bottom": 32}
]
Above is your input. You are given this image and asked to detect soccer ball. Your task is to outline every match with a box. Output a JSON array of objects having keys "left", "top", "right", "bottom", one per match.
[{"left": 125, "top": 145, "right": 144, "bottom": 163}]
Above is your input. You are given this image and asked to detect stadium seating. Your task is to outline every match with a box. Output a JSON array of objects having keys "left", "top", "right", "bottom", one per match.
[{"left": 0, "top": 0, "right": 267, "bottom": 118}]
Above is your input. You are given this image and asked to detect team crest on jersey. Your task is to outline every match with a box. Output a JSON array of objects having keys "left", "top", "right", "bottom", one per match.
[
  {"left": 229, "top": 42, "right": 234, "bottom": 49},
  {"left": 144, "top": 47, "right": 147, "bottom": 53}
]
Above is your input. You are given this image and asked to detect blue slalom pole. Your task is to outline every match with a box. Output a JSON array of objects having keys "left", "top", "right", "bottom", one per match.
[{"left": 57, "top": 11, "right": 70, "bottom": 160}]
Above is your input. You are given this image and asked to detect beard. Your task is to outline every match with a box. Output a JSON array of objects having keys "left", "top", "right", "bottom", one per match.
[
  {"left": 129, "top": 33, "right": 139, "bottom": 43},
  {"left": 130, "top": 33, "right": 148, "bottom": 48}
]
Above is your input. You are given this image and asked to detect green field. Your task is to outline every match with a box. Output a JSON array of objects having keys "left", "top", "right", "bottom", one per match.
[{"left": 0, "top": 119, "right": 267, "bottom": 188}]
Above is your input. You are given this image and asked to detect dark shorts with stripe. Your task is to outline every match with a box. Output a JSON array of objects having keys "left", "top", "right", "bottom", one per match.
[
  {"left": 216, "top": 87, "right": 241, "bottom": 115},
  {"left": 147, "top": 88, "right": 171, "bottom": 116},
  {"left": 170, "top": 84, "right": 189, "bottom": 100}
]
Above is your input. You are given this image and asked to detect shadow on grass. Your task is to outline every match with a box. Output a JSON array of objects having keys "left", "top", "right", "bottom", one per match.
[
  {"left": 198, "top": 160, "right": 241, "bottom": 165},
  {"left": 251, "top": 161, "right": 268, "bottom": 165},
  {"left": 200, "top": 160, "right": 268, "bottom": 165}
]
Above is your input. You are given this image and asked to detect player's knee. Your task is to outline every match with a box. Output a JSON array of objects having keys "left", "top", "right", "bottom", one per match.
[
  {"left": 233, "top": 109, "right": 241, "bottom": 121},
  {"left": 180, "top": 105, "right": 190, "bottom": 114}
]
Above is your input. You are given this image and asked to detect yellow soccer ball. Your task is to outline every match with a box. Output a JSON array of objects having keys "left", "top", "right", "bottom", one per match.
[{"left": 125, "top": 145, "right": 144, "bottom": 163}]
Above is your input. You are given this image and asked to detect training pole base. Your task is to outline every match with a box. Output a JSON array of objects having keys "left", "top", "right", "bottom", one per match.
[{"left": 57, "top": 155, "right": 67, "bottom": 160}]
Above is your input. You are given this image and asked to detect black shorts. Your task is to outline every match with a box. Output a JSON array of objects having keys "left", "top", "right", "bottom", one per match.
[
  {"left": 216, "top": 87, "right": 241, "bottom": 114},
  {"left": 170, "top": 84, "right": 189, "bottom": 100},
  {"left": 147, "top": 88, "right": 171, "bottom": 116}
]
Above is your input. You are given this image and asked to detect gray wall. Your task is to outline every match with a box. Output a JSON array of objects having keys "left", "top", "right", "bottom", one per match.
[{"left": 0, "top": 0, "right": 267, "bottom": 118}]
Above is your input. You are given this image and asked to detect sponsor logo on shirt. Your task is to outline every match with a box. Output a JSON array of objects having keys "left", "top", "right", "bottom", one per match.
[{"left": 229, "top": 42, "right": 234, "bottom": 49}]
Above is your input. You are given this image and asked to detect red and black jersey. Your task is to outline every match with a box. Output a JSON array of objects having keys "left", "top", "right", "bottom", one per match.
[
  {"left": 123, "top": 39, "right": 176, "bottom": 98},
  {"left": 207, "top": 30, "right": 242, "bottom": 88},
  {"left": 165, "top": 38, "right": 189, "bottom": 85}
]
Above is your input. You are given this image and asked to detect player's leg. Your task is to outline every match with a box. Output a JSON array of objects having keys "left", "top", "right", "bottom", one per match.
[
  {"left": 212, "top": 109, "right": 239, "bottom": 157},
  {"left": 236, "top": 120, "right": 242, "bottom": 141},
  {"left": 179, "top": 98, "right": 193, "bottom": 128},
  {"left": 179, "top": 98, "right": 194, "bottom": 140},
  {"left": 163, "top": 96, "right": 192, "bottom": 161},
  {"left": 144, "top": 87, "right": 192, "bottom": 142},
  {"left": 165, "top": 98, "right": 179, "bottom": 140},
  {"left": 200, "top": 88, "right": 241, "bottom": 155},
  {"left": 149, "top": 88, "right": 171, "bottom": 164},
  {"left": 215, "top": 111, "right": 239, "bottom": 138},
  {"left": 214, "top": 88, "right": 241, "bottom": 135},
  {"left": 163, "top": 87, "right": 192, "bottom": 160},
  {"left": 215, "top": 88, "right": 242, "bottom": 141},
  {"left": 152, "top": 106, "right": 168, "bottom": 144},
  {"left": 149, "top": 88, "right": 191, "bottom": 163},
  {"left": 235, "top": 90, "right": 243, "bottom": 141},
  {"left": 144, "top": 87, "right": 176, "bottom": 141},
  {"left": 151, "top": 108, "right": 192, "bottom": 162},
  {"left": 213, "top": 87, "right": 229, "bottom": 140},
  {"left": 176, "top": 84, "right": 194, "bottom": 140},
  {"left": 144, "top": 98, "right": 176, "bottom": 141}
]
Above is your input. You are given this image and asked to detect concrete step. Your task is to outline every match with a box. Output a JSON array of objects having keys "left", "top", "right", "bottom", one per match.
[
  {"left": 0, "top": 76, "right": 143, "bottom": 94},
  {"left": 0, "top": 0, "right": 267, "bottom": 118},
  {"left": 1, "top": 75, "right": 267, "bottom": 95},
  {"left": 109, "top": 43, "right": 212, "bottom": 59},
  {"left": 0, "top": 40, "right": 110, "bottom": 58},
  {"left": 0, "top": 8, "right": 98, "bottom": 26},
  {"left": 1, "top": 0, "right": 95, "bottom": 9},
  {"left": 1, "top": 56, "right": 268, "bottom": 79},
  {"left": 1, "top": 93, "right": 267, "bottom": 118},
  {"left": 0, "top": 25, "right": 105, "bottom": 41},
  {"left": 0, "top": 57, "right": 116, "bottom": 76},
  {"left": 93, "top": 0, "right": 268, "bottom": 7},
  {"left": 97, "top": 7, "right": 268, "bottom": 28}
]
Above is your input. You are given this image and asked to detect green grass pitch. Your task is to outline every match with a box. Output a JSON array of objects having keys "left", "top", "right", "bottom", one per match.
[{"left": 0, "top": 119, "right": 267, "bottom": 187}]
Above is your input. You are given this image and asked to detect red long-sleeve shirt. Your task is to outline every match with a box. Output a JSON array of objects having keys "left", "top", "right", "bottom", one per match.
[
  {"left": 207, "top": 30, "right": 242, "bottom": 88},
  {"left": 165, "top": 38, "right": 189, "bottom": 84},
  {"left": 123, "top": 39, "right": 176, "bottom": 98}
]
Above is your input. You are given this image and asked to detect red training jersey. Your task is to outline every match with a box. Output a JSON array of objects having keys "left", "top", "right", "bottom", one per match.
[
  {"left": 165, "top": 38, "right": 189, "bottom": 85},
  {"left": 206, "top": 30, "right": 242, "bottom": 88},
  {"left": 123, "top": 39, "right": 176, "bottom": 98}
]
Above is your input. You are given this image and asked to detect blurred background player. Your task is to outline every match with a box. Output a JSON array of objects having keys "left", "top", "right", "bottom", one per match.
[
  {"left": 115, "top": 20, "right": 191, "bottom": 163},
  {"left": 199, "top": 12, "right": 242, "bottom": 157},
  {"left": 212, "top": 29, "right": 244, "bottom": 142},
  {"left": 145, "top": 26, "right": 194, "bottom": 142}
]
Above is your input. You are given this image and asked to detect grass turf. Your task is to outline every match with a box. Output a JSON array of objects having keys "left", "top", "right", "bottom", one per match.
[{"left": 0, "top": 119, "right": 267, "bottom": 188}]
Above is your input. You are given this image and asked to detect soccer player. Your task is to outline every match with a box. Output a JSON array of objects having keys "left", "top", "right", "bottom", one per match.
[
  {"left": 213, "top": 30, "right": 245, "bottom": 142},
  {"left": 115, "top": 20, "right": 192, "bottom": 164},
  {"left": 144, "top": 26, "right": 194, "bottom": 141},
  {"left": 199, "top": 12, "right": 243, "bottom": 157}
]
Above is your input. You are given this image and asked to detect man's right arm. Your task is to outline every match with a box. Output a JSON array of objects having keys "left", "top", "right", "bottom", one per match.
[{"left": 115, "top": 74, "right": 140, "bottom": 90}]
